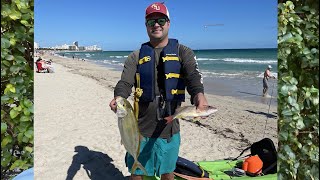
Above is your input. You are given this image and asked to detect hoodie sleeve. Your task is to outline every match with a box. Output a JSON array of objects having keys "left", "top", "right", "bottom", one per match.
[
  {"left": 114, "top": 50, "right": 139, "bottom": 98},
  {"left": 179, "top": 44, "right": 204, "bottom": 104}
]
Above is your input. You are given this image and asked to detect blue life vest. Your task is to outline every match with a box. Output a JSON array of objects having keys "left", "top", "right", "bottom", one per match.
[{"left": 136, "top": 39, "right": 185, "bottom": 102}]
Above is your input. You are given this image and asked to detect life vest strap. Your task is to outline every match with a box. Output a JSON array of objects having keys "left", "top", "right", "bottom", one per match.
[
  {"left": 162, "top": 56, "right": 179, "bottom": 62},
  {"left": 171, "top": 89, "right": 185, "bottom": 95},
  {"left": 165, "top": 73, "right": 182, "bottom": 79},
  {"left": 139, "top": 56, "right": 151, "bottom": 65},
  {"left": 134, "top": 73, "right": 143, "bottom": 120}
]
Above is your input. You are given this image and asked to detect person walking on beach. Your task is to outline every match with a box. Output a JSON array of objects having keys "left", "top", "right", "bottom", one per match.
[
  {"left": 263, "top": 65, "right": 276, "bottom": 97},
  {"left": 109, "top": 2, "right": 209, "bottom": 180}
]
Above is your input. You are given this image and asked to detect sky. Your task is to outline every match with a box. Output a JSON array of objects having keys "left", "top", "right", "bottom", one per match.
[{"left": 34, "top": 0, "right": 278, "bottom": 51}]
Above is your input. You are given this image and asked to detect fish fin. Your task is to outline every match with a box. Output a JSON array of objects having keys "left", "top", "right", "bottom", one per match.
[
  {"left": 195, "top": 108, "right": 202, "bottom": 113},
  {"left": 192, "top": 117, "right": 201, "bottom": 123},
  {"left": 174, "top": 106, "right": 187, "bottom": 114},
  {"left": 131, "top": 162, "right": 138, "bottom": 174},
  {"left": 182, "top": 116, "right": 193, "bottom": 120},
  {"left": 131, "top": 161, "right": 148, "bottom": 175},
  {"left": 201, "top": 115, "right": 209, "bottom": 119},
  {"left": 164, "top": 116, "right": 174, "bottom": 124},
  {"left": 209, "top": 105, "right": 218, "bottom": 110}
]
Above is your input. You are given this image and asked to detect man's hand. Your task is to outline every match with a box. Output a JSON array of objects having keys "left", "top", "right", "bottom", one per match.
[{"left": 193, "top": 93, "right": 209, "bottom": 111}]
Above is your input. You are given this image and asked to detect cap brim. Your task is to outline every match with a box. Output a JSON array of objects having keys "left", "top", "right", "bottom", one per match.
[{"left": 146, "top": 12, "right": 169, "bottom": 19}]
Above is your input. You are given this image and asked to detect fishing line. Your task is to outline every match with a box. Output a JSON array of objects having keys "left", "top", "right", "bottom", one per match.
[{"left": 262, "top": 80, "right": 275, "bottom": 139}]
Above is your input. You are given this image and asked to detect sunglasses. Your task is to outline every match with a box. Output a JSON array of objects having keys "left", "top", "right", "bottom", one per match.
[{"left": 146, "top": 18, "right": 168, "bottom": 27}]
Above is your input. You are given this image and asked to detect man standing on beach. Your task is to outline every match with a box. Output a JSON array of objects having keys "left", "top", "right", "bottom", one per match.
[
  {"left": 263, "top": 65, "right": 276, "bottom": 97},
  {"left": 109, "top": 2, "right": 209, "bottom": 180}
]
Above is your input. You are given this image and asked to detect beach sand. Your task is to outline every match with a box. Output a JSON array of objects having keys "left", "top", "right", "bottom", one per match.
[{"left": 34, "top": 54, "right": 278, "bottom": 179}]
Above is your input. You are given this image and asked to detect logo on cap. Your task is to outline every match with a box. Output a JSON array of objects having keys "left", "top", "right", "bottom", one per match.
[{"left": 151, "top": 4, "right": 160, "bottom": 10}]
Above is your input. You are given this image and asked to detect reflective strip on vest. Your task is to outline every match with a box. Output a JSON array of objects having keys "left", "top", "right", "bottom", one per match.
[
  {"left": 171, "top": 89, "right": 185, "bottom": 95},
  {"left": 134, "top": 73, "right": 143, "bottom": 120},
  {"left": 165, "top": 73, "right": 182, "bottom": 79},
  {"left": 162, "top": 56, "right": 179, "bottom": 62},
  {"left": 139, "top": 56, "right": 151, "bottom": 65}
]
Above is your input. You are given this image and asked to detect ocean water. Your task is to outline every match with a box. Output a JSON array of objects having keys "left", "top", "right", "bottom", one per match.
[{"left": 57, "top": 48, "right": 278, "bottom": 105}]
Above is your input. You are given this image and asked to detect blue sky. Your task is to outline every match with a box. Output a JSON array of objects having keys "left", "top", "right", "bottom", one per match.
[{"left": 34, "top": 0, "right": 278, "bottom": 51}]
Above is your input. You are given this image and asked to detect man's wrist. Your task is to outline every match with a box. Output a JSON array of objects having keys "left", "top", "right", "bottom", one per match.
[{"left": 193, "top": 92, "right": 204, "bottom": 105}]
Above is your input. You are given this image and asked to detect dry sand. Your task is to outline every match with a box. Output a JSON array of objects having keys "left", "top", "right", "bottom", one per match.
[{"left": 34, "top": 54, "right": 278, "bottom": 179}]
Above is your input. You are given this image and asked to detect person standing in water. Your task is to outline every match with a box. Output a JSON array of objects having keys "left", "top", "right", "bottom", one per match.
[{"left": 263, "top": 65, "right": 276, "bottom": 97}]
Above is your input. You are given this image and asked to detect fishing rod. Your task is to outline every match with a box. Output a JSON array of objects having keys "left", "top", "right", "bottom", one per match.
[
  {"left": 262, "top": 80, "right": 276, "bottom": 139},
  {"left": 204, "top": 24, "right": 224, "bottom": 28}
]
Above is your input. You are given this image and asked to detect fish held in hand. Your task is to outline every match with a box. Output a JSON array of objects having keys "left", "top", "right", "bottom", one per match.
[
  {"left": 164, "top": 105, "right": 218, "bottom": 124},
  {"left": 116, "top": 97, "right": 147, "bottom": 175}
]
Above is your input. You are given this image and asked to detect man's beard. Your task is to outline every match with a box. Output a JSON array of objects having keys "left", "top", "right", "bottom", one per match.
[{"left": 149, "top": 31, "right": 168, "bottom": 42}]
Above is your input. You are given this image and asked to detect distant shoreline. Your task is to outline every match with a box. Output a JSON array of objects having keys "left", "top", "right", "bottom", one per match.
[
  {"left": 37, "top": 50, "right": 103, "bottom": 52},
  {"left": 50, "top": 52, "right": 277, "bottom": 106},
  {"left": 193, "top": 47, "right": 277, "bottom": 51},
  {"left": 41, "top": 47, "right": 277, "bottom": 53}
]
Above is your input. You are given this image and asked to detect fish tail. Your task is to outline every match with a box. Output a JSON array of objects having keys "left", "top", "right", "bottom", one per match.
[{"left": 131, "top": 160, "right": 148, "bottom": 175}]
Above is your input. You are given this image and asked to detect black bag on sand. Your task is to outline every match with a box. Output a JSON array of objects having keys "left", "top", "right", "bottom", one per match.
[
  {"left": 231, "top": 138, "right": 277, "bottom": 175},
  {"left": 174, "top": 156, "right": 210, "bottom": 178}
]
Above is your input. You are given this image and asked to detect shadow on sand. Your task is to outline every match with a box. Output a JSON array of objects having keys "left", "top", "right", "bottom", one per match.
[
  {"left": 237, "top": 91, "right": 262, "bottom": 97},
  {"left": 245, "top": 110, "right": 277, "bottom": 119},
  {"left": 66, "top": 145, "right": 129, "bottom": 180}
]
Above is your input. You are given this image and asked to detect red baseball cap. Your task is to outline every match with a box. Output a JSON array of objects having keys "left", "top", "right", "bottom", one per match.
[{"left": 145, "top": 2, "right": 170, "bottom": 19}]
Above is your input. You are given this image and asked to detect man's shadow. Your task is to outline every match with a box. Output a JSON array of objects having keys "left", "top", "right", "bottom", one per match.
[{"left": 66, "top": 145, "right": 129, "bottom": 180}]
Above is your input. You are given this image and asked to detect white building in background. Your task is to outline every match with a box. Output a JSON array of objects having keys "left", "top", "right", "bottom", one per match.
[
  {"left": 34, "top": 42, "right": 39, "bottom": 49},
  {"left": 49, "top": 41, "right": 102, "bottom": 51},
  {"left": 85, "top": 45, "right": 102, "bottom": 51},
  {"left": 68, "top": 45, "right": 77, "bottom": 50},
  {"left": 53, "top": 44, "right": 69, "bottom": 50},
  {"left": 60, "top": 44, "right": 69, "bottom": 49}
]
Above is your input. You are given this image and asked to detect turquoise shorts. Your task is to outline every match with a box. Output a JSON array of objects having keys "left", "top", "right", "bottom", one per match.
[{"left": 125, "top": 132, "right": 181, "bottom": 176}]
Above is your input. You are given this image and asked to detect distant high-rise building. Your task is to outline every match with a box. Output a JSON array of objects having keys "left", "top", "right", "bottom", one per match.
[
  {"left": 34, "top": 42, "right": 39, "bottom": 49},
  {"left": 46, "top": 41, "right": 102, "bottom": 51}
]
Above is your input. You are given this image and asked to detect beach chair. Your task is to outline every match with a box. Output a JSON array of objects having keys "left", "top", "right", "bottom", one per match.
[{"left": 35, "top": 61, "right": 48, "bottom": 73}]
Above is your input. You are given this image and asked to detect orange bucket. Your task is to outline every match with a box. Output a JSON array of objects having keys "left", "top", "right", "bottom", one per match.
[{"left": 242, "top": 155, "right": 263, "bottom": 175}]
